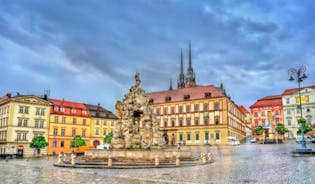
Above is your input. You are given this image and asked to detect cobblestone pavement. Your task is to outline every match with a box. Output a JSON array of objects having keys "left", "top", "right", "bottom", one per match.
[{"left": 1, "top": 141, "right": 315, "bottom": 184}]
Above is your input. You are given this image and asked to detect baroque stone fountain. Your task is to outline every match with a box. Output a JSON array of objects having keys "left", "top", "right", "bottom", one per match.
[{"left": 54, "top": 73, "right": 213, "bottom": 168}]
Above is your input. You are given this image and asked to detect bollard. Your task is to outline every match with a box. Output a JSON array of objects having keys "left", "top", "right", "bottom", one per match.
[
  {"left": 108, "top": 156, "right": 113, "bottom": 168},
  {"left": 155, "top": 155, "right": 160, "bottom": 166},
  {"left": 58, "top": 154, "right": 62, "bottom": 164},
  {"left": 176, "top": 156, "right": 180, "bottom": 166},
  {"left": 71, "top": 153, "right": 76, "bottom": 166}
]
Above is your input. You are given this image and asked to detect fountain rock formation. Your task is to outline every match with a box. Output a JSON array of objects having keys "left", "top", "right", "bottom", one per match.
[{"left": 112, "top": 72, "right": 164, "bottom": 149}]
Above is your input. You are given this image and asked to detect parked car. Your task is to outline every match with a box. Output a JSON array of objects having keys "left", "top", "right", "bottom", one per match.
[
  {"left": 249, "top": 138, "right": 257, "bottom": 143},
  {"left": 296, "top": 135, "right": 315, "bottom": 143},
  {"left": 96, "top": 144, "right": 110, "bottom": 150},
  {"left": 227, "top": 136, "right": 240, "bottom": 145}
]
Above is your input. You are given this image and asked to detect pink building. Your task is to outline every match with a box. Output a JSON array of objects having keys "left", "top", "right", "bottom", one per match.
[{"left": 250, "top": 95, "right": 283, "bottom": 140}]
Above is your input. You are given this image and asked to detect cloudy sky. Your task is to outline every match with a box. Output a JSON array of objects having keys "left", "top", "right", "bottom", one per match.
[{"left": 1, "top": 0, "right": 314, "bottom": 112}]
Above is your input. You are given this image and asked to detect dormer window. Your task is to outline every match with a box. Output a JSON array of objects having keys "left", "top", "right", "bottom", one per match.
[
  {"left": 184, "top": 95, "right": 190, "bottom": 100},
  {"left": 72, "top": 109, "right": 76, "bottom": 113},
  {"left": 54, "top": 106, "right": 59, "bottom": 111},
  {"left": 149, "top": 98, "right": 154, "bottom": 104},
  {"left": 82, "top": 111, "right": 87, "bottom": 115},
  {"left": 60, "top": 108, "right": 65, "bottom": 112},
  {"left": 204, "top": 92, "right": 211, "bottom": 98},
  {"left": 165, "top": 96, "right": 171, "bottom": 102}
]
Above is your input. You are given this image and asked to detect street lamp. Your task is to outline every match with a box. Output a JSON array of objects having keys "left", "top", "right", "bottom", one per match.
[{"left": 288, "top": 66, "right": 307, "bottom": 149}]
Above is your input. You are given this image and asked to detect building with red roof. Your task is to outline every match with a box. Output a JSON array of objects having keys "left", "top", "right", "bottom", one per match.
[{"left": 250, "top": 95, "right": 283, "bottom": 140}]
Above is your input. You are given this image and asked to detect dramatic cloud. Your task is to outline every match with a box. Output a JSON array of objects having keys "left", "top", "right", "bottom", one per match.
[{"left": 0, "top": 0, "right": 314, "bottom": 111}]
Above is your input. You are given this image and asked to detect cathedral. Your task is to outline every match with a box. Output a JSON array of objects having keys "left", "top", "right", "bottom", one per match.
[{"left": 177, "top": 42, "right": 196, "bottom": 88}]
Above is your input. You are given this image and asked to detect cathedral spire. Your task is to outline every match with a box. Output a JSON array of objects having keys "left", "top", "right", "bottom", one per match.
[
  {"left": 188, "top": 40, "right": 192, "bottom": 70},
  {"left": 177, "top": 48, "right": 185, "bottom": 88},
  {"left": 185, "top": 41, "right": 196, "bottom": 88}
]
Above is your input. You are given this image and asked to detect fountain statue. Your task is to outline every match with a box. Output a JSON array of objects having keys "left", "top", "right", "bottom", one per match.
[{"left": 112, "top": 72, "right": 164, "bottom": 149}]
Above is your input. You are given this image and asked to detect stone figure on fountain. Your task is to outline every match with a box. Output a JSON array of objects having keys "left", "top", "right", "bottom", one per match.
[{"left": 112, "top": 72, "right": 164, "bottom": 149}]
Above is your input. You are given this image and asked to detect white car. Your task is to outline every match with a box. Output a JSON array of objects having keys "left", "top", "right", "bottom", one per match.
[{"left": 96, "top": 144, "right": 110, "bottom": 150}]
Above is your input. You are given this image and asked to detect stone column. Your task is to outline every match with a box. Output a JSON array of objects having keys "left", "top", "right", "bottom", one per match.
[
  {"left": 155, "top": 155, "right": 160, "bottom": 166},
  {"left": 108, "top": 156, "right": 113, "bottom": 168},
  {"left": 176, "top": 156, "right": 180, "bottom": 166},
  {"left": 58, "top": 154, "right": 62, "bottom": 164}
]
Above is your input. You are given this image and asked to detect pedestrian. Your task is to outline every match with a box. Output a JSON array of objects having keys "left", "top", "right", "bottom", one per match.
[{"left": 177, "top": 143, "right": 181, "bottom": 151}]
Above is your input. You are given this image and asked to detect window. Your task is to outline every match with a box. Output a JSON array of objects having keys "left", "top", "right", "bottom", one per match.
[
  {"left": 96, "top": 120, "right": 99, "bottom": 125},
  {"left": 54, "top": 106, "right": 59, "bottom": 111},
  {"left": 83, "top": 119, "right": 86, "bottom": 125},
  {"left": 71, "top": 109, "right": 76, "bottom": 113},
  {"left": 254, "top": 112, "right": 258, "bottom": 117},
  {"left": 40, "top": 120, "right": 44, "bottom": 128},
  {"left": 215, "top": 116, "right": 219, "bottom": 125},
  {"left": 307, "top": 117, "right": 312, "bottom": 125},
  {"left": 179, "top": 119, "right": 183, "bottom": 127},
  {"left": 23, "top": 119, "right": 28, "bottom": 127},
  {"left": 165, "top": 96, "right": 171, "bottom": 102},
  {"left": 24, "top": 107, "right": 29, "bottom": 114},
  {"left": 306, "top": 108, "right": 311, "bottom": 113},
  {"left": 204, "top": 103, "right": 208, "bottom": 111},
  {"left": 204, "top": 118, "right": 209, "bottom": 125},
  {"left": 195, "top": 119, "right": 199, "bottom": 126},
  {"left": 288, "top": 119, "right": 292, "bottom": 126},
  {"left": 60, "top": 141, "right": 64, "bottom": 148},
  {"left": 195, "top": 104, "right": 199, "bottom": 112},
  {"left": 62, "top": 117, "right": 66, "bottom": 124},
  {"left": 61, "top": 129, "right": 65, "bottom": 136},
  {"left": 60, "top": 108, "right": 65, "bottom": 112},
  {"left": 54, "top": 128, "right": 58, "bottom": 136},
  {"left": 262, "top": 119, "right": 266, "bottom": 126},
  {"left": 255, "top": 120, "right": 258, "bottom": 126},
  {"left": 36, "top": 108, "right": 40, "bottom": 115},
  {"left": 187, "top": 119, "right": 191, "bottom": 126},
  {"left": 111, "top": 121, "right": 115, "bottom": 126},
  {"left": 72, "top": 118, "right": 76, "bottom": 124},
  {"left": 82, "top": 129, "right": 86, "bottom": 137},
  {"left": 205, "top": 132, "right": 209, "bottom": 141},
  {"left": 72, "top": 129, "right": 76, "bottom": 137},
  {"left": 19, "top": 106, "right": 23, "bottom": 113},
  {"left": 103, "top": 121, "right": 107, "bottom": 126},
  {"left": 171, "top": 120, "right": 175, "bottom": 127},
  {"left": 41, "top": 109, "right": 45, "bottom": 116},
  {"left": 156, "top": 108, "right": 161, "bottom": 115},
  {"left": 17, "top": 133, "right": 21, "bottom": 141},
  {"left": 286, "top": 98, "right": 290, "bottom": 104},
  {"left": 296, "top": 106, "right": 301, "bottom": 113},
  {"left": 164, "top": 107, "right": 168, "bottom": 115},
  {"left": 261, "top": 112, "right": 265, "bottom": 116},
  {"left": 184, "top": 95, "right": 190, "bottom": 100},
  {"left": 95, "top": 129, "right": 99, "bottom": 135},
  {"left": 164, "top": 121, "right": 167, "bottom": 127},
  {"left": 204, "top": 93, "right": 211, "bottom": 97},
  {"left": 54, "top": 116, "right": 58, "bottom": 123},
  {"left": 287, "top": 109, "right": 291, "bottom": 115},
  {"left": 187, "top": 133, "right": 191, "bottom": 141},
  {"left": 82, "top": 110, "right": 87, "bottom": 115},
  {"left": 214, "top": 102, "right": 220, "bottom": 111},
  {"left": 18, "top": 119, "right": 22, "bottom": 127},
  {"left": 179, "top": 106, "right": 183, "bottom": 114},
  {"left": 195, "top": 133, "right": 199, "bottom": 141},
  {"left": 276, "top": 119, "right": 279, "bottom": 125},
  {"left": 186, "top": 105, "right": 190, "bottom": 113},
  {"left": 179, "top": 133, "right": 183, "bottom": 141},
  {"left": 215, "top": 132, "right": 220, "bottom": 140},
  {"left": 275, "top": 110, "right": 279, "bottom": 115},
  {"left": 22, "top": 133, "right": 27, "bottom": 140},
  {"left": 103, "top": 129, "right": 107, "bottom": 136},
  {"left": 171, "top": 107, "right": 175, "bottom": 115},
  {"left": 35, "top": 120, "right": 39, "bottom": 128}
]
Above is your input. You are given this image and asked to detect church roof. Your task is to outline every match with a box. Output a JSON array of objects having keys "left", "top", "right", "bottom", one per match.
[
  {"left": 146, "top": 85, "right": 225, "bottom": 104},
  {"left": 250, "top": 95, "right": 282, "bottom": 108}
]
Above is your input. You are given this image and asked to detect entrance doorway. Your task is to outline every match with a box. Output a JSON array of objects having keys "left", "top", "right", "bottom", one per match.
[{"left": 93, "top": 140, "right": 100, "bottom": 148}]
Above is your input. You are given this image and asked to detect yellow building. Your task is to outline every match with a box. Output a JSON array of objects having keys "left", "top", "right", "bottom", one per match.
[
  {"left": 85, "top": 104, "right": 118, "bottom": 147},
  {"left": 0, "top": 93, "right": 51, "bottom": 157},
  {"left": 147, "top": 85, "right": 246, "bottom": 145},
  {"left": 48, "top": 99, "right": 91, "bottom": 155}
]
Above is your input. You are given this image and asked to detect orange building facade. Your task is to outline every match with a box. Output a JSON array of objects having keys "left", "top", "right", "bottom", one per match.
[
  {"left": 250, "top": 95, "right": 283, "bottom": 140},
  {"left": 48, "top": 99, "right": 91, "bottom": 155}
]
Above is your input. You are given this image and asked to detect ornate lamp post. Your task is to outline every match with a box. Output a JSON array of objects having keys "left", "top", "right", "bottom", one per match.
[{"left": 288, "top": 66, "right": 307, "bottom": 149}]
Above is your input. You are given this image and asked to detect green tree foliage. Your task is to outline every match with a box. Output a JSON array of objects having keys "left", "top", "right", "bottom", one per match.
[
  {"left": 30, "top": 135, "right": 48, "bottom": 149},
  {"left": 70, "top": 135, "right": 86, "bottom": 148},
  {"left": 297, "top": 118, "right": 312, "bottom": 134},
  {"left": 253, "top": 126, "right": 263, "bottom": 135},
  {"left": 275, "top": 124, "right": 289, "bottom": 135},
  {"left": 104, "top": 131, "right": 113, "bottom": 144}
]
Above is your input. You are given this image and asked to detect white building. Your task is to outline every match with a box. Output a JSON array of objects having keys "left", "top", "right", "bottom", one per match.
[{"left": 282, "top": 86, "right": 315, "bottom": 138}]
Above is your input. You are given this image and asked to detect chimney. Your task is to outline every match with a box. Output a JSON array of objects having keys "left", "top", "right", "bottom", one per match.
[{"left": 6, "top": 93, "right": 11, "bottom": 98}]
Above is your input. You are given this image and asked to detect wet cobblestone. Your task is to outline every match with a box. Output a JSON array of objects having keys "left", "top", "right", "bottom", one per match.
[{"left": 1, "top": 142, "right": 315, "bottom": 184}]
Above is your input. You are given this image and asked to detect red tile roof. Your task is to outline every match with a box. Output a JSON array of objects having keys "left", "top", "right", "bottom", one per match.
[
  {"left": 238, "top": 105, "right": 249, "bottom": 113},
  {"left": 146, "top": 85, "right": 225, "bottom": 104},
  {"left": 282, "top": 85, "right": 315, "bottom": 95},
  {"left": 49, "top": 99, "right": 88, "bottom": 110},
  {"left": 250, "top": 95, "right": 282, "bottom": 108}
]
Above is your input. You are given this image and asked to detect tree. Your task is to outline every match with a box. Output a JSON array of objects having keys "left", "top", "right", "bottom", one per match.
[
  {"left": 30, "top": 135, "right": 48, "bottom": 155},
  {"left": 70, "top": 135, "right": 86, "bottom": 149},
  {"left": 253, "top": 126, "right": 263, "bottom": 136},
  {"left": 275, "top": 124, "right": 289, "bottom": 135},
  {"left": 104, "top": 131, "right": 113, "bottom": 144},
  {"left": 297, "top": 118, "right": 312, "bottom": 134}
]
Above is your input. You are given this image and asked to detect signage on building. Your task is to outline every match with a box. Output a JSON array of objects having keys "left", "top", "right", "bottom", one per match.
[{"left": 296, "top": 96, "right": 309, "bottom": 103}]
